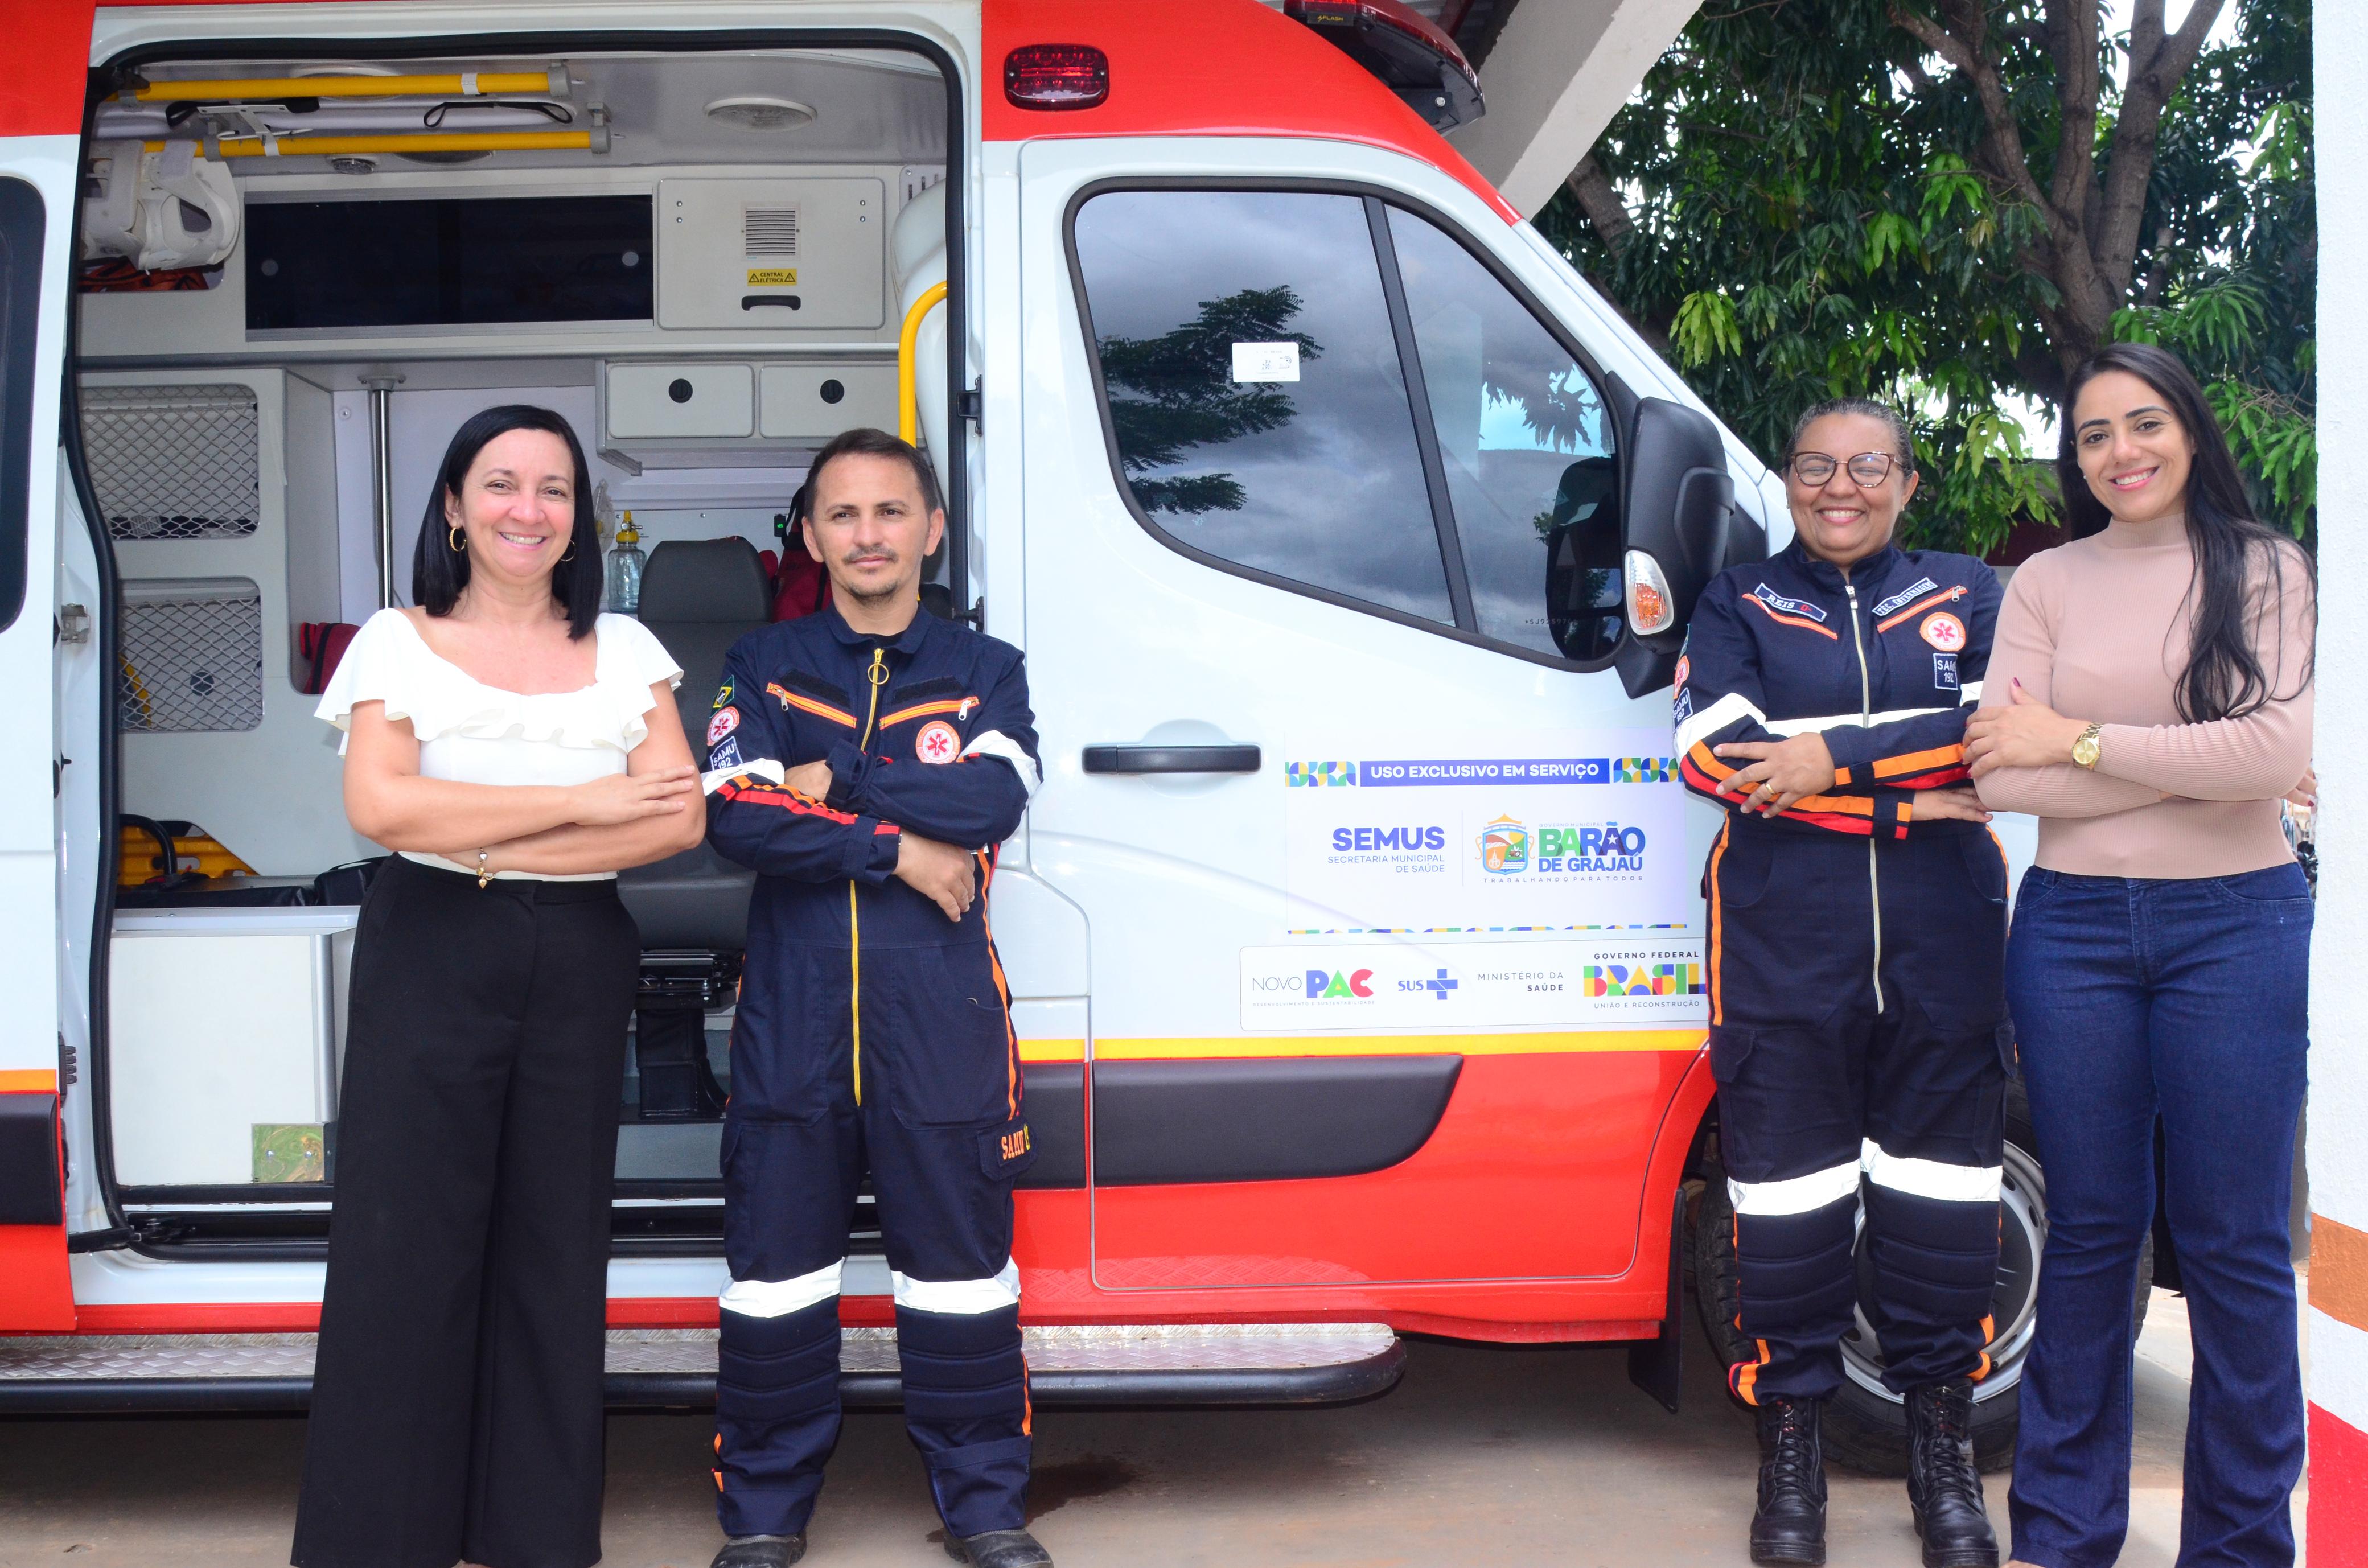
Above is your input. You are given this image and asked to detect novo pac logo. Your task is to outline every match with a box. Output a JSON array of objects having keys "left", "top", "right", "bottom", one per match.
[
  {"left": 1478, "top": 815, "right": 1530, "bottom": 874},
  {"left": 1286, "top": 760, "right": 1359, "bottom": 788},
  {"left": 1304, "top": 968, "right": 1375, "bottom": 999}
]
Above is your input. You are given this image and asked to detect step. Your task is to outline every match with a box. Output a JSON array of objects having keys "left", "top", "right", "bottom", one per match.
[{"left": 0, "top": 1323, "right": 1405, "bottom": 1414}]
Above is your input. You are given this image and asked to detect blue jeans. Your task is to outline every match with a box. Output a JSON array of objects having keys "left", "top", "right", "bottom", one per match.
[{"left": 2005, "top": 863, "right": 2310, "bottom": 1568}]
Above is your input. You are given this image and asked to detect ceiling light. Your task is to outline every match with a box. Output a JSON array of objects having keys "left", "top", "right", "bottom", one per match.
[{"left": 704, "top": 96, "right": 816, "bottom": 131}]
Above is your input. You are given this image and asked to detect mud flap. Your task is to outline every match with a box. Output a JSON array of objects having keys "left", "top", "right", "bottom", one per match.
[{"left": 1625, "top": 1183, "right": 1685, "bottom": 1414}]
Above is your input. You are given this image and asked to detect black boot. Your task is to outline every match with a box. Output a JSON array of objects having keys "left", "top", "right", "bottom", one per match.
[
  {"left": 710, "top": 1536, "right": 804, "bottom": 1568},
  {"left": 1750, "top": 1396, "right": 1827, "bottom": 1566},
  {"left": 945, "top": 1528, "right": 1053, "bottom": 1567},
  {"left": 1906, "top": 1381, "right": 1998, "bottom": 1568}
]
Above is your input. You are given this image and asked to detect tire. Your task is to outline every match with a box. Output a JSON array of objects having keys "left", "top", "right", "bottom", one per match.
[{"left": 1689, "top": 1076, "right": 2152, "bottom": 1476}]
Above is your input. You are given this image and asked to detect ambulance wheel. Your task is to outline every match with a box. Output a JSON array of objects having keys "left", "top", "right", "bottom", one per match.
[{"left": 1690, "top": 1077, "right": 2153, "bottom": 1476}]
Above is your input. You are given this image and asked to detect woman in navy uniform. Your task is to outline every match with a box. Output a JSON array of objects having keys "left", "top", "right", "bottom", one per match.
[{"left": 1676, "top": 399, "right": 2006, "bottom": 1568}]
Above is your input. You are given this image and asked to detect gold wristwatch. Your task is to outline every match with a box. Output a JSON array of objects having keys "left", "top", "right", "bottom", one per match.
[{"left": 2070, "top": 723, "right": 2104, "bottom": 770}]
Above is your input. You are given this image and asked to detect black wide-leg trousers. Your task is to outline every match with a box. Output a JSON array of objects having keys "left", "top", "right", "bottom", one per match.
[{"left": 293, "top": 856, "right": 638, "bottom": 1568}]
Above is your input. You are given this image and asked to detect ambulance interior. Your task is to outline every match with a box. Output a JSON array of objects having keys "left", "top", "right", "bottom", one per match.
[{"left": 72, "top": 43, "right": 959, "bottom": 1246}]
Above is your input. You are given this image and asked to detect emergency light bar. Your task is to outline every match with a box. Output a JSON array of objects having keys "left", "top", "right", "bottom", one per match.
[
  {"left": 1284, "top": 0, "right": 1483, "bottom": 131},
  {"left": 1004, "top": 44, "right": 1109, "bottom": 111}
]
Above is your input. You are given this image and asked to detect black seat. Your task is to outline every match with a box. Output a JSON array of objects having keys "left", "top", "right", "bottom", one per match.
[{"left": 616, "top": 537, "right": 771, "bottom": 952}]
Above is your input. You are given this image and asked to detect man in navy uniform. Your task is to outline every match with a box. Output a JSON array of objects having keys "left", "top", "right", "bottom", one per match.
[{"left": 702, "top": 428, "right": 1047, "bottom": 1568}]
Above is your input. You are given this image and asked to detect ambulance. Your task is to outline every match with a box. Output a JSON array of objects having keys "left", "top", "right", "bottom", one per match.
[{"left": 0, "top": 0, "right": 2069, "bottom": 1472}]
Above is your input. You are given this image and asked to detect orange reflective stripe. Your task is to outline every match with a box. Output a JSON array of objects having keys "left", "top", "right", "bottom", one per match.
[
  {"left": 1874, "top": 583, "right": 1969, "bottom": 633},
  {"left": 1742, "top": 594, "right": 1840, "bottom": 639},
  {"left": 1708, "top": 821, "right": 1729, "bottom": 1026},
  {"left": 1871, "top": 744, "right": 1967, "bottom": 780},
  {"left": 767, "top": 682, "right": 858, "bottom": 728},
  {"left": 879, "top": 697, "right": 975, "bottom": 729}
]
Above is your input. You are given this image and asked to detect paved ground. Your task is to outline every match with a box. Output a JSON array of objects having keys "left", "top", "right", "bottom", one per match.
[{"left": 0, "top": 1291, "right": 2272, "bottom": 1568}]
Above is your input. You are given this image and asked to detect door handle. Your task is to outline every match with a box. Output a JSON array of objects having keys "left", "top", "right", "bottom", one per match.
[{"left": 1082, "top": 744, "right": 1261, "bottom": 775}]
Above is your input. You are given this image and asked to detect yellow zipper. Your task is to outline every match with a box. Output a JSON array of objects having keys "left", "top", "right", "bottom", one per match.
[
  {"left": 849, "top": 648, "right": 888, "bottom": 1104},
  {"left": 1842, "top": 579, "right": 1884, "bottom": 1013}
]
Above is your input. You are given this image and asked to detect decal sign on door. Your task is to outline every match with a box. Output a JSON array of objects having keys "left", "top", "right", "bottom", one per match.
[
  {"left": 1281, "top": 730, "right": 1691, "bottom": 935},
  {"left": 1241, "top": 936, "right": 1705, "bottom": 1031}
]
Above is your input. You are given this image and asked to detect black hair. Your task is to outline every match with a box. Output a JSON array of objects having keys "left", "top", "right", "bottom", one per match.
[
  {"left": 2057, "top": 342, "right": 2312, "bottom": 723},
  {"left": 805, "top": 426, "right": 943, "bottom": 518},
  {"left": 1782, "top": 397, "right": 1915, "bottom": 472},
  {"left": 411, "top": 405, "right": 603, "bottom": 638}
]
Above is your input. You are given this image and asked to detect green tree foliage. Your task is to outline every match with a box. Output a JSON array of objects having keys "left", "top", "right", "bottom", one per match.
[{"left": 1535, "top": 0, "right": 2315, "bottom": 551}]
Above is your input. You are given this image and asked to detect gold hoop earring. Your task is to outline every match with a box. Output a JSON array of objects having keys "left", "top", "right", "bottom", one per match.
[{"left": 448, "top": 525, "right": 466, "bottom": 552}]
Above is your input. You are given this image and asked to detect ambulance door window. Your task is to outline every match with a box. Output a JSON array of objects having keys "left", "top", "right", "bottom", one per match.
[
  {"left": 1384, "top": 207, "right": 1623, "bottom": 664},
  {"left": 1071, "top": 188, "right": 1453, "bottom": 624},
  {"left": 0, "top": 178, "right": 38, "bottom": 632}
]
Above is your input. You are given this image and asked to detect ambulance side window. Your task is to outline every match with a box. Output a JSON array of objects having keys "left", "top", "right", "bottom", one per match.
[
  {"left": 1385, "top": 207, "right": 1623, "bottom": 663},
  {"left": 1070, "top": 189, "right": 1454, "bottom": 625},
  {"left": 0, "top": 178, "right": 38, "bottom": 633}
]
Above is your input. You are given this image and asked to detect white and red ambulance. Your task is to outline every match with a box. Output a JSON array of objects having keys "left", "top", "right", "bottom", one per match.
[{"left": 0, "top": 0, "right": 2062, "bottom": 1470}]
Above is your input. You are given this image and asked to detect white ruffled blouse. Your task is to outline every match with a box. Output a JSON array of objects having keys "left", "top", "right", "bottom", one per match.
[{"left": 316, "top": 608, "right": 684, "bottom": 880}]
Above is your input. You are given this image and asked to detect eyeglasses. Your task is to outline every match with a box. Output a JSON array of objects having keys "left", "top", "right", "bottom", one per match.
[{"left": 1785, "top": 451, "right": 1900, "bottom": 487}]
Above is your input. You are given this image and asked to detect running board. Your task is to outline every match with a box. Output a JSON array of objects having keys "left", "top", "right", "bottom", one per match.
[{"left": 0, "top": 1323, "right": 1406, "bottom": 1415}]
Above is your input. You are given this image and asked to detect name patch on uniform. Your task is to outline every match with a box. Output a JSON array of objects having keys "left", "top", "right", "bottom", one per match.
[
  {"left": 979, "top": 1114, "right": 1038, "bottom": 1180},
  {"left": 1933, "top": 653, "right": 1959, "bottom": 691},
  {"left": 1752, "top": 583, "right": 1827, "bottom": 623},
  {"left": 1920, "top": 612, "right": 1967, "bottom": 652},
  {"left": 915, "top": 719, "right": 961, "bottom": 764},
  {"left": 1872, "top": 577, "right": 1940, "bottom": 619},
  {"left": 707, "top": 707, "right": 741, "bottom": 746}
]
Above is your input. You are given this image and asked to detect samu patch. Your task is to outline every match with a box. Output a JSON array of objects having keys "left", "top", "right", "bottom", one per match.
[
  {"left": 706, "top": 707, "right": 741, "bottom": 746},
  {"left": 979, "top": 1114, "right": 1037, "bottom": 1182},
  {"left": 915, "top": 719, "right": 962, "bottom": 764},
  {"left": 708, "top": 735, "right": 744, "bottom": 771},
  {"left": 1933, "top": 653, "right": 1960, "bottom": 691}
]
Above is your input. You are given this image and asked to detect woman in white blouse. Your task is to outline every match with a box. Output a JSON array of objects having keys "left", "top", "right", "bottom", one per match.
[{"left": 293, "top": 406, "right": 702, "bottom": 1568}]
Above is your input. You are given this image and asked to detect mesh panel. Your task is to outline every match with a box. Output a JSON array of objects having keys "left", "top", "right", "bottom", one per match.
[
  {"left": 81, "top": 384, "right": 261, "bottom": 541},
  {"left": 118, "top": 580, "right": 264, "bottom": 733}
]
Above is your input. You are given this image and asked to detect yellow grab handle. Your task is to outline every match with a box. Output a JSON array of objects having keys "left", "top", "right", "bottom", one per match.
[
  {"left": 133, "top": 73, "right": 559, "bottom": 102},
  {"left": 897, "top": 281, "right": 949, "bottom": 446},
  {"left": 145, "top": 130, "right": 595, "bottom": 160}
]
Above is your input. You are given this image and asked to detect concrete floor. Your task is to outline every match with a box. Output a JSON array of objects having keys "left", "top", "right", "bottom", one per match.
[{"left": 0, "top": 1292, "right": 2259, "bottom": 1568}]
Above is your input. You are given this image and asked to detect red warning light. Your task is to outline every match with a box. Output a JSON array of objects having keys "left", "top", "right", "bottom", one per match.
[{"left": 1004, "top": 44, "right": 1111, "bottom": 111}]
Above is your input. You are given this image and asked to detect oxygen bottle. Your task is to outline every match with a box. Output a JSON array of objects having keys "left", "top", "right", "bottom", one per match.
[{"left": 605, "top": 512, "right": 646, "bottom": 613}]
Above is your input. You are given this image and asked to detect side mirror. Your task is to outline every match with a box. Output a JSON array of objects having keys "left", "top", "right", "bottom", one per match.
[{"left": 1614, "top": 398, "right": 1765, "bottom": 697}]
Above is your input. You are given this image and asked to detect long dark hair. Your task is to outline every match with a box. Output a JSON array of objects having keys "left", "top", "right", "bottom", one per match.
[
  {"left": 2056, "top": 343, "right": 2312, "bottom": 723},
  {"left": 411, "top": 405, "right": 603, "bottom": 638}
]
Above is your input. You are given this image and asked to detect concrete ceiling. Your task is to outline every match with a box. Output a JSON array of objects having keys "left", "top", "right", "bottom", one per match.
[{"left": 1434, "top": 0, "right": 1703, "bottom": 219}]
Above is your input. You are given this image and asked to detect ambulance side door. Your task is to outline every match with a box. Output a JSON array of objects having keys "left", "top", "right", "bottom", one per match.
[{"left": 1017, "top": 137, "right": 1712, "bottom": 1293}]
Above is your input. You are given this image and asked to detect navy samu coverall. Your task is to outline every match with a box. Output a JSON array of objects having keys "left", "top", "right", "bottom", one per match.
[
  {"left": 703, "top": 604, "right": 1041, "bottom": 1542},
  {"left": 1676, "top": 540, "right": 2008, "bottom": 1405}
]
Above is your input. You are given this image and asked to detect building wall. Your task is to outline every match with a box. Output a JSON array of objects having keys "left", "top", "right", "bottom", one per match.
[{"left": 2312, "top": 0, "right": 2367, "bottom": 1557}]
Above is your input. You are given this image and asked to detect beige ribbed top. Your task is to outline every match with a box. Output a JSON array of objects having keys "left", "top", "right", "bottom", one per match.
[{"left": 1973, "top": 515, "right": 2314, "bottom": 878}]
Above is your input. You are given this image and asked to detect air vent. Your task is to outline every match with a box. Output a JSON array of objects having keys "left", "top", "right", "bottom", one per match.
[
  {"left": 706, "top": 95, "right": 817, "bottom": 131},
  {"left": 743, "top": 206, "right": 799, "bottom": 257}
]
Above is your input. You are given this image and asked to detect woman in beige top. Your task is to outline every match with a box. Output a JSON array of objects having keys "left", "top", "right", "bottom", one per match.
[{"left": 1964, "top": 343, "right": 2314, "bottom": 1568}]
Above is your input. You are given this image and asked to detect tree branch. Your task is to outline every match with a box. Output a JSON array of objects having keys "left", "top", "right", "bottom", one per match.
[
  {"left": 2045, "top": 0, "right": 2102, "bottom": 227},
  {"left": 1890, "top": 2, "right": 2051, "bottom": 220},
  {"left": 1565, "top": 153, "right": 1637, "bottom": 260},
  {"left": 2092, "top": 0, "right": 2226, "bottom": 295}
]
